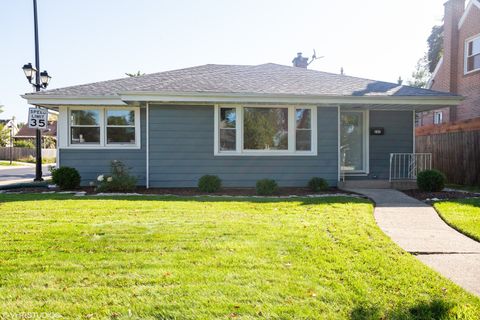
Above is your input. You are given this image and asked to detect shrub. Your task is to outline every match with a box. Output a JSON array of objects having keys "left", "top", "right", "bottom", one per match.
[
  {"left": 417, "top": 169, "right": 446, "bottom": 192},
  {"left": 256, "top": 179, "right": 279, "bottom": 196},
  {"left": 18, "top": 155, "right": 56, "bottom": 164},
  {"left": 96, "top": 160, "right": 137, "bottom": 193},
  {"left": 308, "top": 177, "right": 329, "bottom": 192},
  {"left": 198, "top": 175, "right": 221, "bottom": 193},
  {"left": 14, "top": 140, "right": 34, "bottom": 148},
  {"left": 51, "top": 166, "right": 81, "bottom": 190}
]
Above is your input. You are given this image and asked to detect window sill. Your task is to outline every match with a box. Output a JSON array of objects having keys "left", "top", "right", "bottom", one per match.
[
  {"left": 61, "top": 145, "right": 141, "bottom": 150},
  {"left": 214, "top": 151, "right": 317, "bottom": 157},
  {"left": 464, "top": 68, "right": 480, "bottom": 76}
]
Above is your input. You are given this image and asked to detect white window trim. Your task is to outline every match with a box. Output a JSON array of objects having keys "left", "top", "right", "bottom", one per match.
[
  {"left": 434, "top": 111, "right": 443, "bottom": 125},
  {"left": 464, "top": 33, "right": 480, "bottom": 75},
  {"left": 60, "top": 106, "right": 141, "bottom": 149},
  {"left": 340, "top": 109, "right": 369, "bottom": 175},
  {"left": 214, "top": 104, "right": 317, "bottom": 156}
]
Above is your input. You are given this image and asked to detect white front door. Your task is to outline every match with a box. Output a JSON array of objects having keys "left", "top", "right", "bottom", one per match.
[{"left": 340, "top": 110, "right": 369, "bottom": 174}]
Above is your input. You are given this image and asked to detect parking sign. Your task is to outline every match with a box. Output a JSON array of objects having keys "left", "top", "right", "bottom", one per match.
[{"left": 28, "top": 108, "right": 49, "bottom": 129}]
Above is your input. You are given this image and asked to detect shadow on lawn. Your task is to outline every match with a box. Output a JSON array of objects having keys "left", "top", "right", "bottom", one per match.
[
  {"left": 350, "top": 299, "right": 468, "bottom": 320},
  {"left": 0, "top": 192, "right": 371, "bottom": 206}
]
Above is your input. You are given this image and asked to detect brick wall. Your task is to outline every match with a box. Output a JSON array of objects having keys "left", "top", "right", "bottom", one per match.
[{"left": 420, "top": 0, "right": 480, "bottom": 126}]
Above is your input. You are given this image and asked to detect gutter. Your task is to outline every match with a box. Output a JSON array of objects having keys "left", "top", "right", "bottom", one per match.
[{"left": 22, "top": 91, "right": 464, "bottom": 107}]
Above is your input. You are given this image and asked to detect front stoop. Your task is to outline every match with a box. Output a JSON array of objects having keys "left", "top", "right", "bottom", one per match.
[{"left": 338, "top": 180, "right": 417, "bottom": 190}]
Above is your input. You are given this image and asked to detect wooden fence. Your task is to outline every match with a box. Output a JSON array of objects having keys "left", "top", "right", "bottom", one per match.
[
  {"left": 0, "top": 148, "right": 56, "bottom": 161},
  {"left": 416, "top": 118, "right": 480, "bottom": 185}
]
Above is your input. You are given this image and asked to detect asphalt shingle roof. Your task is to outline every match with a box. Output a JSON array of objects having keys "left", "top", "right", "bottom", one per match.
[{"left": 30, "top": 63, "right": 456, "bottom": 98}]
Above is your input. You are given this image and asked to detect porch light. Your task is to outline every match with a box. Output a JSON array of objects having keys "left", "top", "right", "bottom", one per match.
[
  {"left": 22, "top": 63, "right": 37, "bottom": 83},
  {"left": 40, "top": 70, "right": 51, "bottom": 87}
]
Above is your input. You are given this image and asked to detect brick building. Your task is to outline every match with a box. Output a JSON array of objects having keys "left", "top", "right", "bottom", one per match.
[{"left": 418, "top": 0, "right": 480, "bottom": 126}]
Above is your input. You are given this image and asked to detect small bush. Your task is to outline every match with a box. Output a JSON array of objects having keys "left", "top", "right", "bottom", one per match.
[
  {"left": 198, "top": 175, "right": 221, "bottom": 193},
  {"left": 96, "top": 160, "right": 137, "bottom": 193},
  {"left": 14, "top": 140, "right": 34, "bottom": 148},
  {"left": 417, "top": 169, "right": 446, "bottom": 192},
  {"left": 308, "top": 177, "right": 329, "bottom": 192},
  {"left": 18, "top": 155, "right": 56, "bottom": 164},
  {"left": 51, "top": 166, "right": 81, "bottom": 190},
  {"left": 256, "top": 179, "right": 279, "bottom": 196}
]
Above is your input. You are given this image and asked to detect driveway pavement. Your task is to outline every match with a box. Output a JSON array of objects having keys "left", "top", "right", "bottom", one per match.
[
  {"left": 0, "top": 164, "right": 52, "bottom": 186},
  {"left": 345, "top": 188, "right": 480, "bottom": 297}
]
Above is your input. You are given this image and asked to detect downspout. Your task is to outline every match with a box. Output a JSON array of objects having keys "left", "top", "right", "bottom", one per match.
[
  {"left": 337, "top": 105, "right": 341, "bottom": 182},
  {"left": 412, "top": 110, "right": 416, "bottom": 153},
  {"left": 146, "top": 102, "right": 150, "bottom": 189}
]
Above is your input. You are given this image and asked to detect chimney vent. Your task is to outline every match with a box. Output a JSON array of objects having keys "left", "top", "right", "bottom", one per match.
[{"left": 292, "top": 52, "right": 309, "bottom": 68}]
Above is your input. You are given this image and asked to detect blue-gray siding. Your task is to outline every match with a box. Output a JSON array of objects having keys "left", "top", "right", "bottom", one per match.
[
  {"left": 59, "top": 109, "right": 146, "bottom": 186},
  {"left": 59, "top": 106, "right": 413, "bottom": 187},
  {"left": 148, "top": 105, "right": 339, "bottom": 187},
  {"left": 369, "top": 110, "right": 413, "bottom": 179}
]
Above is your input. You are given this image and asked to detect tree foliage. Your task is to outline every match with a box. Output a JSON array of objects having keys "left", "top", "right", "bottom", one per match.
[
  {"left": 125, "top": 71, "right": 145, "bottom": 77},
  {"left": 427, "top": 25, "right": 443, "bottom": 73},
  {"left": 407, "top": 54, "right": 430, "bottom": 88}
]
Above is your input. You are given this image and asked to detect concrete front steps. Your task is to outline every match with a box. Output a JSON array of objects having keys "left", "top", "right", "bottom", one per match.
[{"left": 338, "top": 180, "right": 417, "bottom": 190}]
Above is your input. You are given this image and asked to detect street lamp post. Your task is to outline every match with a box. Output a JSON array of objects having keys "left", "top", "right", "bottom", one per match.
[{"left": 22, "top": 0, "right": 52, "bottom": 182}]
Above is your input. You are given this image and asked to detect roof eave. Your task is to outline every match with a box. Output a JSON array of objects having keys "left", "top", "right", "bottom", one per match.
[
  {"left": 119, "top": 91, "right": 462, "bottom": 106},
  {"left": 22, "top": 91, "right": 463, "bottom": 108}
]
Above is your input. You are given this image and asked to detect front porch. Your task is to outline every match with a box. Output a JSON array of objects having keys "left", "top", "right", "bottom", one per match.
[{"left": 339, "top": 153, "right": 432, "bottom": 190}]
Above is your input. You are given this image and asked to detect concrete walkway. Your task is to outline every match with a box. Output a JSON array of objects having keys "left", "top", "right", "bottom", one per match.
[{"left": 346, "top": 188, "right": 480, "bottom": 297}]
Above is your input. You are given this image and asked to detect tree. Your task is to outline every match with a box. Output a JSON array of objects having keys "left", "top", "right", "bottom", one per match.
[
  {"left": 125, "top": 71, "right": 145, "bottom": 77},
  {"left": 407, "top": 54, "right": 430, "bottom": 88},
  {"left": 427, "top": 25, "right": 443, "bottom": 73}
]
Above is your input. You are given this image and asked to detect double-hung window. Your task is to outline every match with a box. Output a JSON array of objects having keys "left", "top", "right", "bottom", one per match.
[
  {"left": 65, "top": 107, "right": 140, "bottom": 148},
  {"left": 70, "top": 110, "right": 101, "bottom": 145},
  {"left": 215, "top": 105, "right": 317, "bottom": 156},
  {"left": 465, "top": 34, "right": 480, "bottom": 74}
]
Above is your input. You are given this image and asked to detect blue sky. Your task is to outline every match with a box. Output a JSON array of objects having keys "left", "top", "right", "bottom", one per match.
[{"left": 0, "top": 0, "right": 445, "bottom": 122}]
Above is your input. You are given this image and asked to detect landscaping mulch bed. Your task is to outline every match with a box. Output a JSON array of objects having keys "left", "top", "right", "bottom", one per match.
[
  {"left": 403, "top": 189, "right": 480, "bottom": 202},
  {"left": 1, "top": 186, "right": 351, "bottom": 197}
]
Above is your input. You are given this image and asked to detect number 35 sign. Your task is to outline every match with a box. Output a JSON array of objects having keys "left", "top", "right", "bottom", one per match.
[{"left": 28, "top": 108, "right": 49, "bottom": 129}]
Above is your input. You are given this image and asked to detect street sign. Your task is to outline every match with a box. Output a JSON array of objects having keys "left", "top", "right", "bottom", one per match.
[{"left": 28, "top": 108, "right": 48, "bottom": 129}]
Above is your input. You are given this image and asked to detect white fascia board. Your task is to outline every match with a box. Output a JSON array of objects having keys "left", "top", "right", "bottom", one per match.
[
  {"left": 21, "top": 94, "right": 127, "bottom": 106},
  {"left": 120, "top": 91, "right": 463, "bottom": 106},
  {"left": 427, "top": 56, "right": 443, "bottom": 89},
  {"left": 458, "top": 0, "right": 480, "bottom": 29}
]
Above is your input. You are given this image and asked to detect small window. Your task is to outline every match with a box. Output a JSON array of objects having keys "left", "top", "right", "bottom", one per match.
[
  {"left": 70, "top": 110, "right": 101, "bottom": 144},
  {"left": 219, "top": 108, "right": 236, "bottom": 151},
  {"left": 465, "top": 35, "right": 480, "bottom": 73},
  {"left": 295, "top": 108, "right": 311, "bottom": 151},
  {"left": 434, "top": 111, "right": 443, "bottom": 125},
  {"left": 243, "top": 107, "right": 288, "bottom": 150},
  {"left": 106, "top": 110, "right": 136, "bottom": 144}
]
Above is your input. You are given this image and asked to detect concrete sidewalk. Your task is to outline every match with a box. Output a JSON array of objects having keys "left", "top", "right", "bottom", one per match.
[{"left": 346, "top": 188, "right": 480, "bottom": 297}]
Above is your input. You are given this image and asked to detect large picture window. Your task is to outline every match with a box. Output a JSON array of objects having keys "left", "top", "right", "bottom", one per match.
[
  {"left": 465, "top": 35, "right": 480, "bottom": 73},
  {"left": 243, "top": 107, "right": 288, "bottom": 150},
  {"left": 215, "top": 105, "right": 317, "bottom": 156},
  {"left": 66, "top": 107, "right": 140, "bottom": 148}
]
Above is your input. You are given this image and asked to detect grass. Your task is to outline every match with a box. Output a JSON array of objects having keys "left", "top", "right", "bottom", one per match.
[
  {"left": 434, "top": 198, "right": 480, "bottom": 242},
  {"left": 17, "top": 155, "right": 56, "bottom": 164},
  {"left": 445, "top": 184, "right": 480, "bottom": 193},
  {"left": 0, "top": 161, "right": 22, "bottom": 166},
  {"left": 0, "top": 194, "right": 478, "bottom": 319}
]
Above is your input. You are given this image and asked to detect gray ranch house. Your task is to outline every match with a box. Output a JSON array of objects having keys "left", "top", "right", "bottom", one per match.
[{"left": 23, "top": 63, "right": 460, "bottom": 188}]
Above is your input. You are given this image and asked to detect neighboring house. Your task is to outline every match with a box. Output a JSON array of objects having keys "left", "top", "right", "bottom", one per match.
[
  {"left": 14, "top": 121, "right": 57, "bottom": 148},
  {"left": 0, "top": 118, "right": 19, "bottom": 147},
  {"left": 22, "top": 62, "right": 460, "bottom": 187},
  {"left": 419, "top": 0, "right": 480, "bottom": 126}
]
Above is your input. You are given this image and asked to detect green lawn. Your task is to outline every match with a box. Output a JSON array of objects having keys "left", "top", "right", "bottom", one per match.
[
  {"left": 435, "top": 198, "right": 480, "bottom": 242},
  {"left": 0, "top": 161, "right": 22, "bottom": 166},
  {"left": 0, "top": 194, "right": 478, "bottom": 319}
]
